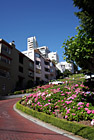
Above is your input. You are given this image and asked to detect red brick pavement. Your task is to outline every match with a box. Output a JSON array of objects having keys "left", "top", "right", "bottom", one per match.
[{"left": 0, "top": 98, "right": 73, "bottom": 140}]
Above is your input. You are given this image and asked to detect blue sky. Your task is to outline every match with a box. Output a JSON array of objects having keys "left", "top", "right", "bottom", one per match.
[{"left": 0, "top": 0, "right": 79, "bottom": 62}]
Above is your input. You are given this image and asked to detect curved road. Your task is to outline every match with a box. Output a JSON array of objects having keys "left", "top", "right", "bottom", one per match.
[{"left": 0, "top": 98, "right": 73, "bottom": 140}]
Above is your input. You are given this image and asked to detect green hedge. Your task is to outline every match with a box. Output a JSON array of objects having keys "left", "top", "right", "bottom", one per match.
[{"left": 16, "top": 100, "right": 94, "bottom": 140}]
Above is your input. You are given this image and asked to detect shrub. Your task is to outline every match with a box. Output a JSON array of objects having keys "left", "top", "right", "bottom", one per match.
[{"left": 16, "top": 100, "right": 94, "bottom": 140}]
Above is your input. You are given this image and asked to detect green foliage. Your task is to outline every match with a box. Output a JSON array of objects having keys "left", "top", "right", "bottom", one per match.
[
  {"left": 63, "top": 69, "right": 72, "bottom": 77},
  {"left": 62, "top": 28, "right": 94, "bottom": 72},
  {"left": 73, "top": 0, "right": 94, "bottom": 37},
  {"left": 16, "top": 100, "right": 94, "bottom": 140},
  {"left": 14, "top": 91, "right": 22, "bottom": 95},
  {"left": 26, "top": 88, "right": 33, "bottom": 93},
  {"left": 62, "top": 0, "right": 94, "bottom": 72}
]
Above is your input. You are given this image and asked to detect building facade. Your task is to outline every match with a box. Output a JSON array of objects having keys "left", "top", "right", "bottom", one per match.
[
  {"left": 22, "top": 36, "right": 57, "bottom": 83},
  {"left": 56, "top": 62, "right": 74, "bottom": 73},
  {"left": 37, "top": 46, "right": 50, "bottom": 58},
  {"left": 48, "top": 52, "right": 59, "bottom": 63},
  {"left": 34, "top": 49, "right": 56, "bottom": 83},
  {"left": 27, "top": 36, "right": 38, "bottom": 50},
  {"left": 0, "top": 39, "right": 34, "bottom": 95}
]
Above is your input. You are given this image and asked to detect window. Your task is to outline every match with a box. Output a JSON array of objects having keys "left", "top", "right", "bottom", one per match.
[
  {"left": 35, "top": 53, "right": 41, "bottom": 58},
  {"left": 29, "top": 62, "right": 34, "bottom": 69},
  {"left": 45, "top": 74, "right": 49, "bottom": 79},
  {"left": 50, "top": 69, "right": 54, "bottom": 72},
  {"left": 50, "top": 62, "right": 53, "bottom": 66},
  {"left": 36, "top": 61, "right": 40, "bottom": 65},
  {"left": 29, "top": 71, "right": 34, "bottom": 77},
  {"left": 19, "top": 54, "right": 23, "bottom": 64},
  {"left": 44, "top": 61, "right": 49, "bottom": 65},
  {"left": 19, "top": 66, "right": 23, "bottom": 73},
  {"left": 36, "top": 68, "right": 41, "bottom": 74},
  {"left": 0, "top": 56, "right": 11, "bottom": 64},
  {"left": 45, "top": 68, "right": 50, "bottom": 72},
  {"left": 2, "top": 45, "right": 11, "bottom": 54},
  {"left": 0, "top": 69, "right": 10, "bottom": 78}
]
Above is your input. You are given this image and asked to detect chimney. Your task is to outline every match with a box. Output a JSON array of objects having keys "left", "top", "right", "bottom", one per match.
[{"left": 9, "top": 40, "right": 15, "bottom": 47}]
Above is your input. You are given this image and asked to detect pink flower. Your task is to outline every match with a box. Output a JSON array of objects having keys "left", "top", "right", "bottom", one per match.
[
  {"left": 61, "top": 93, "right": 65, "bottom": 96},
  {"left": 66, "top": 92, "right": 71, "bottom": 95},
  {"left": 80, "top": 106, "right": 83, "bottom": 108},
  {"left": 92, "top": 110, "right": 94, "bottom": 114},
  {"left": 65, "top": 100, "right": 72, "bottom": 104},
  {"left": 77, "top": 102, "right": 84, "bottom": 106},
  {"left": 85, "top": 108, "right": 88, "bottom": 111},
  {"left": 86, "top": 103, "right": 89, "bottom": 107},
  {"left": 72, "top": 113, "right": 76, "bottom": 116},
  {"left": 65, "top": 115, "right": 68, "bottom": 119},
  {"left": 66, "top": 109, "right": 70, "bottom": 114},
  {"left": 80, "top": 84, "right": 84, "bottom": 87},
  {"left": 78, "top": 107, "right": 80, "bottom": 110},
  {"left": 87, "top": 110, "right": 91, "bottom": 114},
  {"left": 75, "top": 84, "right": 79, "bottom": 87},
  {"left": 55, "top": 106, "right": 58, "bottom": 108},
  {"left": 37, "top": 102, "right": 40, "bottom": 105},
  {"left": 53, "top": 112, "right": 55, "bottom": 114}
]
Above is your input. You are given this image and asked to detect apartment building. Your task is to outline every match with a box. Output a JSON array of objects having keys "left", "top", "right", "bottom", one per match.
[
  {"left": 34, "top": 49, "right": 56, "bottom": 83},
  {"left": 0, "top": 39, "right": 34, "bottom": 95},
  {"left": 56, "top": 62, "right": 74, "bottom": 73},
  {"left": 48, "top": 52, "right": 59, "bottom": 63},
  {"left": 27, "top": 36, "right": 38, "bottom": 50},
  {"left": 37, "top": 46, "right": 50, "bottom": 58},
  {"left": 22, "top": 48, "right": 56, "bottom": 83},
  {"left": 27, "top": 36, "right": 59, "bottom": 63},
  {"left": 22, "top": 36, "right": 57, "bottom": 83}
]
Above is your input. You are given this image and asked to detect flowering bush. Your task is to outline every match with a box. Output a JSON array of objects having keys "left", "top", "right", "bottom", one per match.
[{"left": 21, "top": 80, "right": 94, "bottom": 123}]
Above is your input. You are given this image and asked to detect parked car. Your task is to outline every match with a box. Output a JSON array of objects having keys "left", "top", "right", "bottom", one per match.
[
  {"left": 85, "top": 74, "right": 91, "bottom": 80},
  {"left": 49, "top": 81, "right": 64, "bottom": 85},
  {"left": 85, "top": 73, "right": 94, "bottom": 81}
]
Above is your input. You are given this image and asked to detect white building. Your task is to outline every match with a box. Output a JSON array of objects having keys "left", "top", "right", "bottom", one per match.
[
  {"left": 27, "top": 36, "right": 38, "bottom": 50},
  {"left": 48, "top": 52, "right": 59, "bottom": 63},
  {"left": 56, "top": 62, "right": 74, "bottom": 73},
  {"left": 22, "top": 37, "right": 56, "bottom": 83},
  {"left": 37, "top": 46, "right": 50, "bottom": 58}
]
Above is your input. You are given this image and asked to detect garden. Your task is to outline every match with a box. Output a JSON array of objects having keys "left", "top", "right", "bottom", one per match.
[{"left": 19, "top": 74, "right": 94, "bottom": 126}]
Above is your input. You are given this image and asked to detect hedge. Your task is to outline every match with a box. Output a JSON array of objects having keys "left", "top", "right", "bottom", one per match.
[{"left": 16, "top": 100, "right": 94, "bottom": 140}]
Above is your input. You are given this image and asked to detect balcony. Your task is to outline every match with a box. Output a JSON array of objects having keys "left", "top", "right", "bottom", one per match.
[
  {"left": 36, "top": 65, "right": 41, "bottom": 69},
  {"left": 0, "top": 60, "right": 11, "bottom": 70},
  {"left": 35, "top": 57, "right": 41, "bottom": 62}
]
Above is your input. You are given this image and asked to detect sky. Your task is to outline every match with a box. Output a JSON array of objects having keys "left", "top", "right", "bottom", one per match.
[{"left": 0, "top": 0, "right": 79, "bottom": 62}]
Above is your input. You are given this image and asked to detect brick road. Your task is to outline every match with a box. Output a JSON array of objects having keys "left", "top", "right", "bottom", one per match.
[{"left": 0, "top": 98, "right": 73, "bottom": 140}]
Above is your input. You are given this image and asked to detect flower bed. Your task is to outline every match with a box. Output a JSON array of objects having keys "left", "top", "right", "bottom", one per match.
[{"left": 20, "top": 80, "right": 94, "bottom": 125}]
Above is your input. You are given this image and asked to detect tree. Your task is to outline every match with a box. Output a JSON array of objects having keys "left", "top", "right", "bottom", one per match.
[
  {"left": 62, "top": 0, "right": 94, "bottom": 72},
  {"left": 73, "top": 0, "right": 94, "bottom": 38}
]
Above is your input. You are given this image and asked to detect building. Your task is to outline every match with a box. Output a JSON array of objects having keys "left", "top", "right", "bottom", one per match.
[
  {"left": 22, "top": 36, "right": 57, "bottom": 83},
  {"left": 0, "top": 39, "right": 34, "bottom": 95},
  {"left": 56, "top": 62, "right": 74, "bottom": 73},
  {"left": 34, "top": 49, "right": 56, "bottom": 83},
  {"left": 27, "top": 36, "right": 59, "bottom": 63},
  {"left": 37, "top": 46, "right": 50, "bottom": 58},
  {"left": 22, "top": 48, "right": 56, "bottom": 83},
  {"left": 48, "top": 52, "right": 59, "bottom": 63},
  {"left": 27, "top": 36, "right": 38, "bottom": 50}
]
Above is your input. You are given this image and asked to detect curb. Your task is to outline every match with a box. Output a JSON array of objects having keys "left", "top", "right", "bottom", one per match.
[{"left": 13, "top": 104, "right": 87, "bottom": 140}]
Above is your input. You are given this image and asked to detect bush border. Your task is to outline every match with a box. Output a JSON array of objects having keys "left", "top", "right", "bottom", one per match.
[{"left": 16, "top": 100, "right": 94, "bottom": 140}]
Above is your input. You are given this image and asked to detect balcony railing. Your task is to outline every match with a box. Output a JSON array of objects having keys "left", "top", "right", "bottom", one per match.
[{"left": 36, "top": 65, "right": 41, "bottom": 69}]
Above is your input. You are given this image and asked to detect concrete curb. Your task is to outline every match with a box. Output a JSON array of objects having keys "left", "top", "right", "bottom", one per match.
[{"left": 13, "top": 104, "right": 87, "bottom": 140}]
